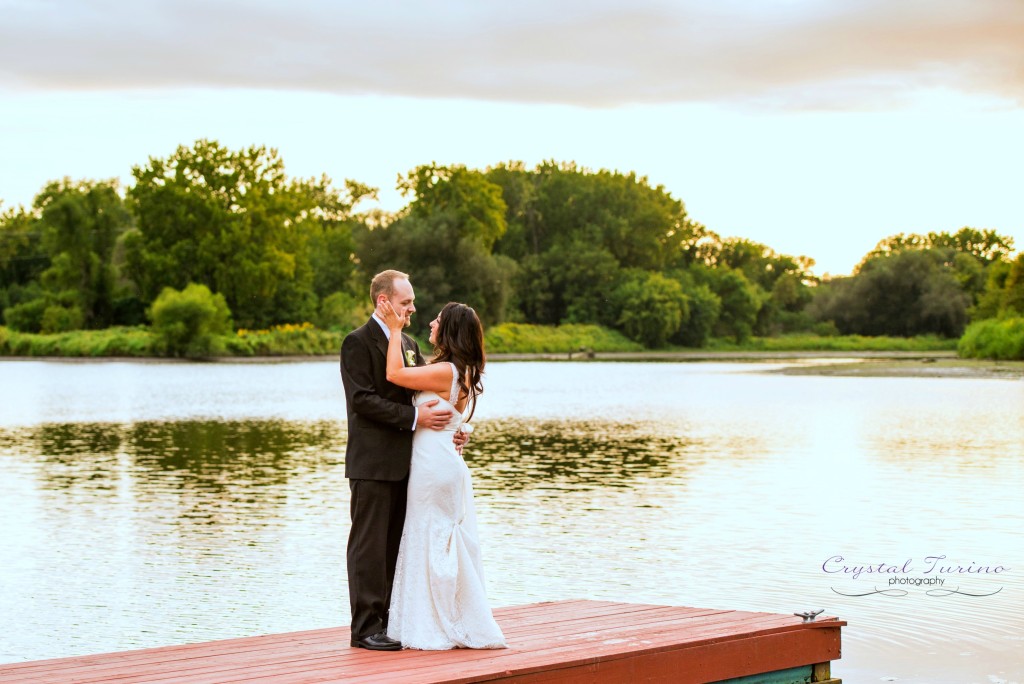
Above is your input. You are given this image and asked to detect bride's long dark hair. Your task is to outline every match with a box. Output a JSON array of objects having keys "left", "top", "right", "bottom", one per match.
[{"left": 431, "top": 302, "right": 485, "bottom": 422}]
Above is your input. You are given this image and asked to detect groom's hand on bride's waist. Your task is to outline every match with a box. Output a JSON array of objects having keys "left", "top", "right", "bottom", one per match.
[{"left": 416, "top": 399, "right": 453, "bottom": 430}]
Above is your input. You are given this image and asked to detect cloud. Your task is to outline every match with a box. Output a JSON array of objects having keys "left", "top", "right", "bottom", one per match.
[{"left": 1, "top": 0, "right": 1022, "bottom": 108}]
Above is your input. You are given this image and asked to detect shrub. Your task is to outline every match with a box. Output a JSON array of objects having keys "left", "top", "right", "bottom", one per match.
[
  {"left": 701, "top": 267, "right": 762, "bottom": 343},
  {"left": 485, "top": 323, "right": 642, "bottom": 354},
  {"left": 672, "top": 283, "right": 720, "bottom": 348},
  {"left": 148, "top": 283, "right": 233, "bottom": 358},
  {"left": 811, "top": 321, "right": 840, "bottom": 337},
  {"left": 40, "top": 304, "right": 84, "bottom": 333},
  {"left": 811, "top": 250, "right": 970, "bottom": 337},
  {"left": 77, "top": 326, "right": 157, "bottom": 356},
  {"left": 3, "top": 298, "right": 48, "bottom": 332},
  {"left": 317, "top": 291, "right": 371, "bottom": 332},
  {"left": 958, "top": 317, "right": 1024, "bottom": 360},
  {"left": 614, "top": 273, "right": 689, "bottom": 348},
  {"left": 707, "top": 334, "right": 957, "bottom": 352},
  {"left": 0, "top": 326, "right": 157, "bottom": 357},
  {"left": 233, "top": 322, "right": 342, "bottom": 356}
]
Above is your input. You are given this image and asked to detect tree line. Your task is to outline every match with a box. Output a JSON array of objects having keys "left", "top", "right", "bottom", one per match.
[{"left": 1, "top": 139, "right": 1021, "bottom": 349}]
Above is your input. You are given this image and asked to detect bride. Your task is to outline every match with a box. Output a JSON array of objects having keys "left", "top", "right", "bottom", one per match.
[{"left": 378, "top": 300, "right": 507, "bottom": 650}]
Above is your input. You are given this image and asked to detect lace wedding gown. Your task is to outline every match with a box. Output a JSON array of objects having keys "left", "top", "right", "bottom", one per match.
[{"left": 386, "top": 362, "right": 507, "bottom": 650}]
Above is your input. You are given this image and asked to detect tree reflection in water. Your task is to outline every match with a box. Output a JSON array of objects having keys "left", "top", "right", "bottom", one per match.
[
  {"left": 468, "top": 419, "right": 697, "bottom": 495},
  {"left": 1, "top": 417, "right": 696, "bottom": 503}
]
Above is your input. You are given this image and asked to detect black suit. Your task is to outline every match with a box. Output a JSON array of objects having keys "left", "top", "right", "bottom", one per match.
[{"left": 339, "top": 318, "right": 424, "bottom": 639}]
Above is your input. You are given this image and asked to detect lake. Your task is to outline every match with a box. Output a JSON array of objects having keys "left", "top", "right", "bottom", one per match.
[{"left": 1, "top": 359, "right": 1021, "bottom": 683}]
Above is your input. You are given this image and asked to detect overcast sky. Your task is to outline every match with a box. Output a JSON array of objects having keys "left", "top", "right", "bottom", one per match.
[{"left": 2, "top": 0, "right": 1022, "bottom": 275}]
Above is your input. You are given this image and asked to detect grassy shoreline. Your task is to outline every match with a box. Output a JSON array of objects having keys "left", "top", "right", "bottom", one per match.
[
  {"left": 4, "top": 350, "right": 1019, "bottom": 380},
  {"left": 9, "top": 323, "right": 1018, "bottom": 378},
  {"left": 0, "top": 349, "right": 962, "bottom": 362},
  {"left": 0, "top": 324, "right": 957, "bottom": 358}
]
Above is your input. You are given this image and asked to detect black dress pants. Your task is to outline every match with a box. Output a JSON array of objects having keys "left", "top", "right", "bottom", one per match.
[{"left": 347, "top": 477, "right": 408, "bottom": 639}]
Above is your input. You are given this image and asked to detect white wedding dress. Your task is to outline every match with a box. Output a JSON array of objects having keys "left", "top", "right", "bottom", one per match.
[{"left": 387, "top": 362, "right": 507, "bottom": 650}]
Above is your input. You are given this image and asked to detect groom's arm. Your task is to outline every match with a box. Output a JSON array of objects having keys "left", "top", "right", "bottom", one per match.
[{"left": 341, "top": 333, "right": 417, "bottom": 431}]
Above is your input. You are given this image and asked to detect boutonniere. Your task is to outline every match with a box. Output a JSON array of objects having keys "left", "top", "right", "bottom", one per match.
[{"left": 404, "top": 349, "right": 417, "bottom": 367}]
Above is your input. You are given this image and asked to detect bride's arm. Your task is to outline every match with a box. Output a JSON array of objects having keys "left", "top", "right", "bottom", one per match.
[{"left": 380, "top": 301, "right": 452, "bottom": 395}]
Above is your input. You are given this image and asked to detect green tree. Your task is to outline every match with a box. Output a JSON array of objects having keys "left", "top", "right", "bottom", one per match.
[
  {"left": 355, "top": 164, "right": 517, "bottom": 334},
  {"left": 355, "top": 211, "right": 517, "bottom": 335},
  {"left": 512, "top": 237, "right": 622, "bottom": 327},
  {"left": 865, "top": 228, "right": 1014, "bottom": 309},
  {"left": 671, "top": 281, "right": 720, "bottom": 347},
  {"left": 1, "top": 180, "right": 133, "bottom": 331},
  {"left": 692, "top": 235, "right": 815, "bottom": 335},
  {"left": 126, "top": 139, "right": 366, "bottom": 328},
  {"left": 810, "top": 249, "right": 970, "bottom": 337},
  {"left": 688, "top": 234, "right": 813, "bottom": 285},
  {"left": 510, "top": 255, "right": 557, "bottom": 325},
  {"left": 400, "top": 164, "right": 508, "bottom": 250},
  {"left": 3, "top": 296, "right": 47, "bottom": 332},
  {"left": 971, "top": 258, "right": 1013, "bottom": 320},
  {"left": 317, "top": 291, "right": 372, "bottom": 332},
  {"left": 613, "top": 271, "right": 690, "bottom": 348},
  {"left": 35, "top": 179, "right": 133, "bottom": 329},
  {"left": 0, "top": 204, "right": 47, "bottom": 291},
  {"left": 307, "top": 179, "right": 379, "bottom": 304},
  {"left": 694, "top": 266, "right": 762, "bottom": 342},
  {"left": 869, "top": 227, "right": 1014, "bottom": 264},
  {"left": 0, "top": 204, "right": 48, "bottom": 327},
  {"left": 149, "top": 283, "right": 232, "bottom": 357},
  {"left": 973, "top": 254, "right": 1024, "bottom": 320},
  {"left": 488, "top": 161, "right": 698, "bottom": 272},
  {"left": 1002, "top": 255, "right": 1024, "bottom": 316},
  {"left": 485, "top": 162, "right": 701, "bottom": 325}
]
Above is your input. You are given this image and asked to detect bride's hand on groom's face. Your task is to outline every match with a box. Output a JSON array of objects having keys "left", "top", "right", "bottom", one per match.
[{"left": 378, "top": 300, "right": 405, "bottom": 331}]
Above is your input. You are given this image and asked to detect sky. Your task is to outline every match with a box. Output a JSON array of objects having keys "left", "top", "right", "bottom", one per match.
[{"left": 1, "top": 0, "right": 1022, "bottom": 276}]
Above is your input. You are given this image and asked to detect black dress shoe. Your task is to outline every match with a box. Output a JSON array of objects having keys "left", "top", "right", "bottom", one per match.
[{"left": 351, "top": 631, "right": 402, "bottom": 651}]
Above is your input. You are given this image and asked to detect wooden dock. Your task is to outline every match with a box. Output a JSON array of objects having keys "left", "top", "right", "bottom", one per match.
[{"left": 0, "top": 600, "right": 844, "bottom": 683}]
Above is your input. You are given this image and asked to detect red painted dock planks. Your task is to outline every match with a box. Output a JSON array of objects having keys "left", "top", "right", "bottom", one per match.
[{"left": 0, "top": 600, "right": 844, "bottom": 684}]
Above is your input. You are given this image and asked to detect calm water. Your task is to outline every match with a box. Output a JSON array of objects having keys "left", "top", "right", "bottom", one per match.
[{"left": 1, "top": 359, "right": 1022, "bottom": 683}]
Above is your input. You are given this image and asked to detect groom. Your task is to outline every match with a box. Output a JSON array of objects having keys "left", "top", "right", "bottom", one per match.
[{"left": 339, "top": 269, "right": 461, "bottom": 651}]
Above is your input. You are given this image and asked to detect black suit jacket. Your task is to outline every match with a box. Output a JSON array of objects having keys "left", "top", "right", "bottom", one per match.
[{"left": 339, "top": 318, "right": 425, "bottom": 481}]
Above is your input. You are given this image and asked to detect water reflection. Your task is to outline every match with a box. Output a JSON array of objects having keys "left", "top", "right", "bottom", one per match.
[
  {"left": 1, "top": 418, "right": 699, "bottom": 499},
  {"left": 469, "top": 419, "right": 696, "bottom": 494},
  {"left": 127, "top": 420, "right": 342, "bottom": 483},
  {"left": 5, "top": 420, "right": 344, "bottom": 493}
]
